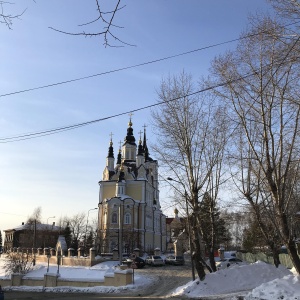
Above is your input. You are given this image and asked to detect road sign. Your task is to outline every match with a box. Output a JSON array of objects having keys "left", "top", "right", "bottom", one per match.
[{"left": 131, "top": 262, "right": 137, "bottom": 269}]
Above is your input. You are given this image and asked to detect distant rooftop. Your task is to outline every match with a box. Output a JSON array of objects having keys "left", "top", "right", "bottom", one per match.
[{"left": 4, "top": 222, "right": 61, "bottom": 232}]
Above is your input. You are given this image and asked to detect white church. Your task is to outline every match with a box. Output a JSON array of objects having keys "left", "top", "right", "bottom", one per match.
[{"left": 96, "top": 118, "right": 167, "bottom": 254}]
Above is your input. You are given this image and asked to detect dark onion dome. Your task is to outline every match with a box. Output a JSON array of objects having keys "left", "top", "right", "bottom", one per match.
[
  {"left": 117, "top": 148, "right": 122, "bottom": 165},
  {"left": 107, "top": 139, "right": 114, "bottom": 158},
  {"left": 143, "top": 125, "right": 153, "bottom": 161},
  {"left": 118, "top": 163, "right": 125, "bottom": 182},
  {"left": 137, "top": 138, "right": 144, "bottom": 155},
  {"left": 123, "top": 118, "right": 136, "bottom": 146}
]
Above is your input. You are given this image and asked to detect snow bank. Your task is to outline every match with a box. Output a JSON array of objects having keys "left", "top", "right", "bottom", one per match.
[{"left": 171, "top": 261, "right": 294, "bottom": 298}]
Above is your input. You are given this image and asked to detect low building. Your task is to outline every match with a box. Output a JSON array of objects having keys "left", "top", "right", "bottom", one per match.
[
  {"left": 166, "top": 208, "right": 186, "bottom": 252},
  {"left": 3, "top": 222, "right": 61, "bottom": 252}
]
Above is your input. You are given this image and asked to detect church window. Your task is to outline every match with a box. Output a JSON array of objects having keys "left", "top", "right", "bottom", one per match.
[
  {"left": 155, "top": 217, "right": 159, "bottom": 229},
  {"left": 124, "top": 213, "right": 131, "bottom": 224},
  {"left": 146, "top": 214, "right": 152, "bottom": 227},
  {"left": 110, "top": 241, "right": 117, "bottom": 252},
  {"left": 111, "top": 212, "right": 118, "bottom": 224}
]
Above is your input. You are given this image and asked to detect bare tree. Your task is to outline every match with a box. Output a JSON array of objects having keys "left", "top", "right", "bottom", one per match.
[
  {"left": 27, "top": 206, "right": 42, "bottom": 224},
  {"left": 4, "top": 250, "right": 34, "bottom": 275},
  {"left": 1, "top": 1, "right": 131, "bottom": 47},
  {"left": 63, "top": 212, "right": 86, "bottom": 250},
  {"left": 211, "top": 17, "right": 300, "bottom": 273},
  {"left": 151, "top": 71, "right": 228, "bottom": 280},
  {"left": 0, "top": 1, "right": 25, "bottom": 29},
  {"left": 237, "top": 132, "right": 284, "bottom": 266},
  {"left": 268, "top": 0, "right": 300, "bottom": 22},
  {"left": 49, "top": 0, "right": 134, "bottom": 48}
]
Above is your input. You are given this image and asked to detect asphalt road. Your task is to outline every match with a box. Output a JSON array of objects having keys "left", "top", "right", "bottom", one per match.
[{"left": 2, "top": 291, "right": 180, "bottom": 300}]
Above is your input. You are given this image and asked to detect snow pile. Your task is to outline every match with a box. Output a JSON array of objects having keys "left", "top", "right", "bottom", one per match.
[
  {"left": 245, "top": 274, "right": 300, "bottom": 300},
  {"left": 171, "top": 261, "right": 297, "bottom": 298}
]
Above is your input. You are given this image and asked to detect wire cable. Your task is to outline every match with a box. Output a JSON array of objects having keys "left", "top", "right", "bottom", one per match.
[
  {"left": 1, "top": 20, "right": 299, "bottom": 99},
  {"left": 1, "top": 22, "right": 300, "bottom": 143},
  {"left": 1, "top": 54, "right": 298, "bottom": 143}
]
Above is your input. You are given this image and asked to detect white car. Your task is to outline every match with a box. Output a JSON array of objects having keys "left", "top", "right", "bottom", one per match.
[
  {"left": 145, "top": 255, "right": 165, "bottom": 266},
  {"left": 215, "top": 258, "right": 245, "bottom": 270}
]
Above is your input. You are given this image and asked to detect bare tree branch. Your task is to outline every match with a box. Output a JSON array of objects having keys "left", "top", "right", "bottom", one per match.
[
  {"left": 0, "top": 1, "right": 26, "bottom": 29},
  {"left": 49, "top": 0, "right": 135, "bottom": 48}
]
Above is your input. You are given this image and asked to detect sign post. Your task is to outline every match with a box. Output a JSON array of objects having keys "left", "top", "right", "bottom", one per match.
[
  {"left": 47, "top": 254, "right": 51, "bottom": 272},
  {"left": 130, "top": 254, "right": 137, "bottom": 284},
  {"left": 57, "top": 254, "right": 61, "bottom": 275}
]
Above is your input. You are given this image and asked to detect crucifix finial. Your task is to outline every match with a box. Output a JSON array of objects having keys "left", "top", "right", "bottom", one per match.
[
  {"left": 138, "top": 130, "right": 143, "bottom": 140},
  {"left": 109, "top": 132, "right": 114, "bottom": 141},
  {"left": 128, "top": 113, "right": 134, "bottom": 127}
]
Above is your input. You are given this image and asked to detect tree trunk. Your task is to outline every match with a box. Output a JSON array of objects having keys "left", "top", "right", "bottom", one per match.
[
  {"left": 272, "top": 247, "right": 281, "bottom": 268},
  {"left": 191, "top": 214, "right": 206, "bottom": 280},
  {"left": 192, "top": 246, "right": 206, "bottom": 280},
  {"left": 286, "top": 239, "right": 300, "bottom": 274},
  {"left": 208, "top": 249, "right": 216, "bottom": 272}
]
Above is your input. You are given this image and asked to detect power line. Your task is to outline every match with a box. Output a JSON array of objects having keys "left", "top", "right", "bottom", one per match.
[
  {"left": 0, "top": 40, "right": 241, "bottom": 99},
  {"left": 0, "top": 211, "right": 27, "bottom": 217},
  {"left": 1, "top": 21, "right": 299, "bottom": 99},
  {"left": 1, "top": 22, "right": 299, "bottom": 143},
  {"left": 1, "top": 54, "right": 297, "bottom": 143}
]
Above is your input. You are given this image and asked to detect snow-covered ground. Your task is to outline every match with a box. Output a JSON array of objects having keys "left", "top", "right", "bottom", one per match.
[{"left": 0, "top": 257, "right": 299, "bottom": 299}]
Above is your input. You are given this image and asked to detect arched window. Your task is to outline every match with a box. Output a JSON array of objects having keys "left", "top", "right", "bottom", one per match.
[
  {"left": 111, "top": 212, "right": 118, "bottom": 224},
  {"left": 124, "top": 212, "right": 131, "bottom": 224}
]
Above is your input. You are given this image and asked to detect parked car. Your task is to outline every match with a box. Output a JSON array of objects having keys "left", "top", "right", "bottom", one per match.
[
  {"left": 215, "top": 258, "right": 245, "bottom": 270},
  {"left": 165, "top": 255, "right": 185, "bottom": 265},
  {"left": 133, "top": 257, "right": 146, "bottom": 268},
  {"left": 122, "top": 257, "right": 146, "bottom": 269},
  {"left": 145, "top": 255, "right": 165, "bottom": 266}
]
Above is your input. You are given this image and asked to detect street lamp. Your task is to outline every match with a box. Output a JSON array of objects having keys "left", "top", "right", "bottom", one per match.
[
  {"left": 167, "top": 177, "right": 196, "bottom": 280},
  {"left": 85, "top": 208, "right": 98, "bottom": 255}
]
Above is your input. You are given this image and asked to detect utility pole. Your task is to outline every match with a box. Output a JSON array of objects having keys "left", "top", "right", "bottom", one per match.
[{"left": 33, "top": 219, "right": 36, "bottom": 266}]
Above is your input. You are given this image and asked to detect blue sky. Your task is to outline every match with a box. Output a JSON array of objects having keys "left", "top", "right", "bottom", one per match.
[{"left": 0, "top": 0, "right": 271, "bottom": 237}]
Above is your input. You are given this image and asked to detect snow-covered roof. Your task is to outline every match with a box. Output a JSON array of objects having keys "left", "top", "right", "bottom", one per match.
[{"left": 4, "top": 223, "right": 61, "bottom": 232}]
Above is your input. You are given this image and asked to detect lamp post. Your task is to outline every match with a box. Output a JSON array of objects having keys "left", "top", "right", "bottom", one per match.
[
  {"left": 167, "top": 177, "right": 196, "bottom": 281},
  {"left": 85, "top": 208, "right": 98, "bottom": 255}
]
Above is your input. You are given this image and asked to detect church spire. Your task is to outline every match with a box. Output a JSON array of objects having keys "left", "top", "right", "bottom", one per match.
[
  {"left": 107, "top": 133, "right": 114, "bottom": 158},
  {"left": 122, "top": 115, "right": 137, "bottom": 162},
  {"left": 106, "top": 133, "right": 115, "bottom": 171},
  {"left": 123, "top": 115, "right": 136, "bottom": 146},
  {"left": 143, "top": 125, "right": 150, "bottom": 162},
  {"left": 117, "top": 141, "right": 122, "bottom": 165},
  {"left": 136, "top": 130, "right": 145, "bottom": 168},
  {"left": 138, "top": 130, "right": 144, "bottom": 156}
]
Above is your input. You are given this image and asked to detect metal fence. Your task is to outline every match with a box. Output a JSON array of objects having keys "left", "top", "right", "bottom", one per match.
[{"left": 237, "top": 252, "right": 294, "bottom": 269}]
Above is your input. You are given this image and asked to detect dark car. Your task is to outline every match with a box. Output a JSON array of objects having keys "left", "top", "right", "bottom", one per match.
[
  {"left": 165, "top": 255, "right": 185, "bottom": 265},
  {"left": 133, "top": 257, "right": 146, "bottom": 268},
  {"left": 122, "top": 257, "right": 146, "bottom": 269}
]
